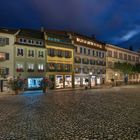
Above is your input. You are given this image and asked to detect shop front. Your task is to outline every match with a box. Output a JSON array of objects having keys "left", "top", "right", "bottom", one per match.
[
  {"left": 27, "top": 77, "right": 43, "bottom": 89},
  {"left": 47, "top": 74, "right": 73, "bottom": 89},
  {"left": 74, "top": 74, "right": 105, "bottom": 87}
]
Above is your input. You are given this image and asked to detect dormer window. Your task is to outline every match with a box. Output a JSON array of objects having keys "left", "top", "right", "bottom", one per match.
[{"left": 24, "top": 39, "right": 27, "bottom": 43}]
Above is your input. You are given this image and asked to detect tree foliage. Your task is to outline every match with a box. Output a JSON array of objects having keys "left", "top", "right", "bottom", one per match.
[{"left": 114, "top": 62, "right": 135, "bottom": 74}]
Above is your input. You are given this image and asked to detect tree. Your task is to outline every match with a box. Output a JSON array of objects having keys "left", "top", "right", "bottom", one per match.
[{"left": 114, "top": 62, "right": 133, "bottom": 75}]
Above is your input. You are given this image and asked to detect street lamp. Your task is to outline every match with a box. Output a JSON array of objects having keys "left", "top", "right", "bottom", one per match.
[
  {"left": 89, "top": 72, "right": 92, "bottom": 88},
  {"left": 115, "top": 73, "right": 118, "bottom": 86}
]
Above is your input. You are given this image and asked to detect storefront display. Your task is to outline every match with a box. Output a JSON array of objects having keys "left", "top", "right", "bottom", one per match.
[
  {"left": 55, "top": 75, "right": 63, "bottom": 88},
  {"left": 65, "top": 75, "right": 72, "bottom": 88},
  {"left": 97, "top": 77, "right": 101, "bottom": 85},
  {"left": 83, "top": 77, "right": 89, "bottom": 85},
  {"left": 28, "top": 78, "right": 42, "bottom": 89},
  {"left": 74, "top": 77, "right": 80, "bottom": 87},
  {"left": 91, "top": 76, "right": 96, "bottom": 87}
]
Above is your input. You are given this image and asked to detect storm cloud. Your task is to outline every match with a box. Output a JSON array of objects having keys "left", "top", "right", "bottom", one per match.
[{"left": 0, "top": 0, "right": 140, "bottom": 45}]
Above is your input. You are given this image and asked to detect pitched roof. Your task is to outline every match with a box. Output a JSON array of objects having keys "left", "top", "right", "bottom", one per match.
[
  {"left": 17, "top": 28, "right": 44, "bottom": 40},
  {"left": 0, "top": 27, "right": 18, "bottom": 34}
]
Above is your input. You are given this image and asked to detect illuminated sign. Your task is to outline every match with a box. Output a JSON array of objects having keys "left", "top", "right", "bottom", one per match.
[{"left": 76, "top": 37, "right": 102, "bottom": 49}]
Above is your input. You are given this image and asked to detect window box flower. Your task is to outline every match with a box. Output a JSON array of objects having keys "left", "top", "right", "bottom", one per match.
[
  {"left": 16, "top": 68, "right": 24, "bottom": 72},
  {"left": 38, "top": 69, "right": 44, "bottom": 72},
  {"left": 28, "top": 69, "right": 34, "bottom": 72}
]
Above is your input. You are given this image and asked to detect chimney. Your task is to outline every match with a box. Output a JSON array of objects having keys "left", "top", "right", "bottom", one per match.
[{"left": 41, "top": 26, "right": 45, "bottom": 32}]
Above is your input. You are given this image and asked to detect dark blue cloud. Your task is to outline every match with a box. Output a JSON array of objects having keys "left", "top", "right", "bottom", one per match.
[{"left": 0, "top": 0, "right": 140, "bottom": 46}]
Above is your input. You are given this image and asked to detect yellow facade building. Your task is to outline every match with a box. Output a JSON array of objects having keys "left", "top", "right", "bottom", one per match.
[{"left": 45, "top": 31, "right": 75, "bottom": 89}]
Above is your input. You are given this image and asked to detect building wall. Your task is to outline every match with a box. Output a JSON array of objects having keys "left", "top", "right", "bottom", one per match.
[
  {"left": 45, "top": 43, "right": 74, "bottom": 88},
  {"left": 0, "top": 33, "right": 15, "bottom": 79},
  {"left": 14, "top": 44, "right": 46, "bottom": 79},
  {"left": 106, "top": 44, "right": 140, "bottom": 83}
]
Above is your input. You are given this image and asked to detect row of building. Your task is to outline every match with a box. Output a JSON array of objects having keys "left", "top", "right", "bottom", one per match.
[{"left": 0, "top": 28, "right": 140, "bottom": 89}]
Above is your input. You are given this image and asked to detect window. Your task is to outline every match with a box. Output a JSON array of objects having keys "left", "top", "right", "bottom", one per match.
[
  {"left": 88, "top": 49, "right": 90, "bottom": 55},
  {"left": 124, "top": 54, "right": 127, "bottom": 60},
  {"left": 48, "top": 48, "right": 55, "bottom": 57},
  {"left": 84, "top": 48, "right": 86, "bottom": 54},
  {"left": 96, "top": 51, "right": 99, "bottom": 57},
  {"left": 99, "top": 52, "right": 102, "bottom": 58},
  {"left": 38, "top": 51, "right": 44, "bottom": 58},
  {"left": 102, "top": 52, "right": 104, "bottom": 58},
  {"left": 82, "top": 58, "right": 89, "bottom": 64},
  {"left": 0, "top": 52, "right": 6, "bottom": 60},
  {"left": 132, "top": 56, "right": 135, "bottom": 61},
  {"left": 119, "top": 53, "right": 123, "bottom": 59},
  {"left": 92, "top": 50, "right": 95, "bottom": 56},
  {"left": 108, "top": 50, "right": 112, "bottom": 57},
  {"left": 64, "top": 64, "right": 71, "bottom": 72},
  {"left": 75, "top": 46, "right": 77, "bottom": 52},
  {"left": 75, "top": 68, "right": 81, "bottom": 73},
  {"left": 28, "top": 63, "right": 34, "bottom": 72},
  {"left": 56, "top": 64, "right": 63, "bottom": 71},
  {"left": 17, "top": 48, "right": 24, "bottom": 56},
  {"left": 47, "top": 63, "right": 56, "bottom": 71},
  {"left": 75, "top": 57, "right": 81, "bottom": 63},
  {"left": 28, "top": 50, "right": 35, "bottom": 57},
  {"left": 114, "top": 51, "right": 118, "bottom": 58},
  {"left": 0, "top": 37, "right": 9, "bottom": 46},
  {"left": 16, "top": 63, "right": 24, "bottom": 72},
  {"left": 38, "top": 64, "right": 44, "bottom": 72},
  {"left": 128, "top": 55, "right": 131, "bottom": 61},
  {"left": 57, "top": 50, "right": 63, "bottom": 57},
  {"left": 65, "top": 51, "right": 71, "bottom": 58},
  {"left": 80, "top": 47, "right": 82, "bottom": 53}
]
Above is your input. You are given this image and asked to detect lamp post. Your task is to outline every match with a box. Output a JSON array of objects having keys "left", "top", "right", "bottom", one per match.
[
  {"left": 115, "top": 73, "right": 118, "bottom": 86},
  {"left": 89, "top": 72, "right": 92, "bottom": 88}
]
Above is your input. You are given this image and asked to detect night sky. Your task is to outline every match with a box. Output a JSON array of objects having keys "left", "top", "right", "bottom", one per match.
[{"left": 1, "top": 0, "right": 140, "bottom": 47}]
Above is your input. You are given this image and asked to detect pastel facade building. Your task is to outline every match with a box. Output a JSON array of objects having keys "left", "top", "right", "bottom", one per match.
[
  {"left": 70, "top": 33, "right": 106, "bottom": 87},
  {"left": 106, "top": 44, "right": 140, "bottom": 84},
  {"left": 45, "top": 31, "right": 75, "bottom": 89}
]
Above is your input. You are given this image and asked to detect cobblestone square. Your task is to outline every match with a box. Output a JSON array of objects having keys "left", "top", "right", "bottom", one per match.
[{"left": 0, "top": 86, "right": 140, "bottom": 140}]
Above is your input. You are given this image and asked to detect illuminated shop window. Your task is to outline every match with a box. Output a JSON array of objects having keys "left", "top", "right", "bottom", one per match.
[{"left": 65, "top": 75, "right": 72, "bottom": 88}]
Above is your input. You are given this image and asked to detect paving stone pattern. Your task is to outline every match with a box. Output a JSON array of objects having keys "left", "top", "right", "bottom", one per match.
[{"left": 0, "top": 87, "right": 140, "bottom": 140}]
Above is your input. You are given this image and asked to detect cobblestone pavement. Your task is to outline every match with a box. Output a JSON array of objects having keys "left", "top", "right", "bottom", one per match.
[{"left": 0, "top": 87, "right": 140, "bottom": 140}]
